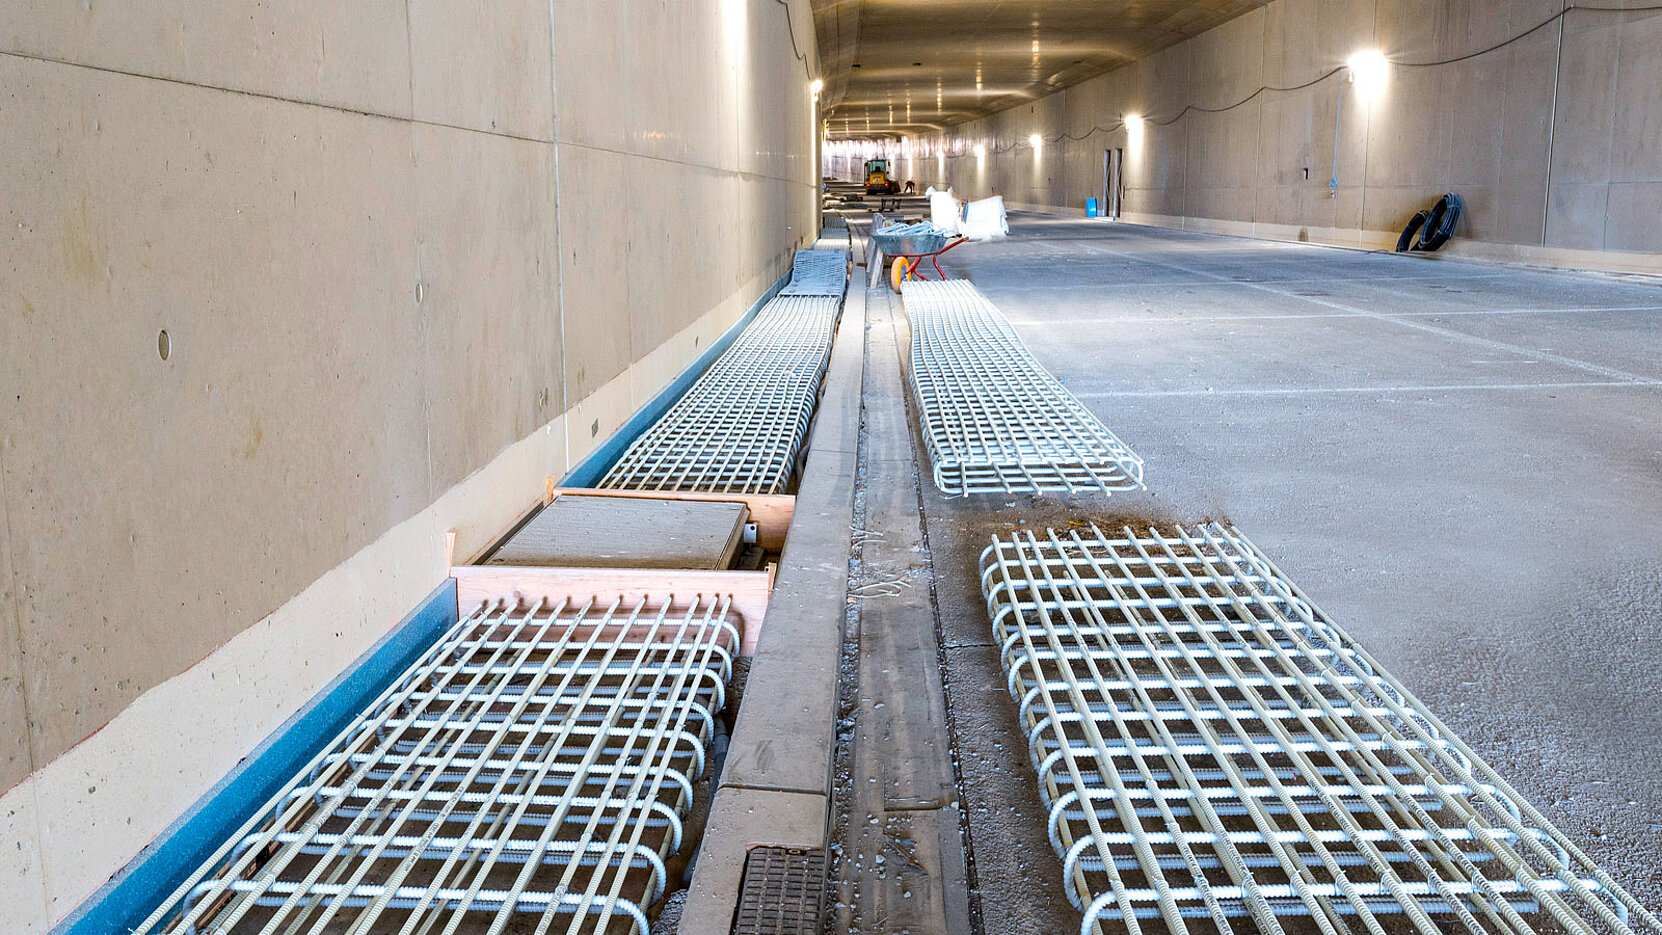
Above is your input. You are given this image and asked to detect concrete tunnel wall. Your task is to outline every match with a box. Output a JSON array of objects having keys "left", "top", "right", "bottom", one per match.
[
  {"left": 833, "top": 0, "right": 1662, "bottom": 273},
  {"left": 0, "top": 1, "right": 820, "bottom": 927}
]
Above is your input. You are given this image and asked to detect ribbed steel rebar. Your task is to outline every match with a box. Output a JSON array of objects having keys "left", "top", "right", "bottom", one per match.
[
  {"left": 779, "top": 248, "right": 850, "bottom": 296},
  {"left": 902, "top": 280, "right": 1143, "bottom": 496},
  {"left": 980, "top": 522, "right": 1660, "bottom": 935},
  {"left": 136, "top": 597, "right": 738, "bottom": 935},
  {"left": 598, "top": 292, "right": 842, "bottom": 495}
]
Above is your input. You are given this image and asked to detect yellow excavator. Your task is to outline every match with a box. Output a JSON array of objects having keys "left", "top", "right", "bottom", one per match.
[{"left": 864, "top": 158, "right": 900, "bottom": 196}]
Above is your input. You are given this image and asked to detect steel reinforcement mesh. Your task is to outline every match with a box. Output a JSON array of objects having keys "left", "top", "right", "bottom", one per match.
[
  {"left": 980, "top": 522, "right": 1660, "bottom": 935},
  {"left": 779, "top": 248, "right": 850, "bottom": 296},
  {"left": 136, "top": 597, "right": 738, "bottom": 935},
  {"left": 902, "top": 279, "right": 1143, "bottom": 497},
  {"left": 598, "top": 292, "right": 842, "bottom": 495}
]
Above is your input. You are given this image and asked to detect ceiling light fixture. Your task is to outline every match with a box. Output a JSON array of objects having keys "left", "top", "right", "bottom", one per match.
[{"left": 1347, "top": 49, "right": 1389, "bottom": 96}]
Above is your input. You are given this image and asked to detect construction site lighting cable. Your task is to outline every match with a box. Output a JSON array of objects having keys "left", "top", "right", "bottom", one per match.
[
  {"left": 979, "top": 522, "right": 1661, "bottom": 935},
  {"left": 902, "top": 279, "right": 1143, "bottom": 497},
  {"left": 905, "top": 3, "right": 1662, "bottom": 156},
  {"left": 134, "top": 596, "right": 738, "bottom": 935},
  {"left": 771, "top": 0, "right": 813, "bottom": 82}
]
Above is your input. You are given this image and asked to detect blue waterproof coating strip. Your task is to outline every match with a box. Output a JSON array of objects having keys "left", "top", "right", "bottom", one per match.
[
  {"left": 50, "top": 580, "right": 458, "bottom": 935},
  {"left": 560, "top": 268, "right": 794, "bottom": 488}
]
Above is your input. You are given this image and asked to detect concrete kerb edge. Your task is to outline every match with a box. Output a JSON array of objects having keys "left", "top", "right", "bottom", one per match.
[{"left": 676, "top": 230, "right": 863, "bottom": 934}]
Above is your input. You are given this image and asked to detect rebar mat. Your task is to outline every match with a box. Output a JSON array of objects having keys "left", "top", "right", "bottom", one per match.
[
  {"left": 136, "top": 596, "right": 739, "bottom": 935},
  {"left": 778, "top": 249, "right": 850, "bottom": 296},
  {"left": 599, "top": 294, "right": 841, "bottom": 494},
  {"left": 980, "top": 522, "right": 1660, "bottom": 935},
  {"left": 902, "top": 279, "right": 1143, "bottom": 497}
]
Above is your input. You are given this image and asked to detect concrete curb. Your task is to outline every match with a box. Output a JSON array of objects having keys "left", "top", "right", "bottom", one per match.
[{"left": 677, "top": 231, "right": 864, "bottom": 934}]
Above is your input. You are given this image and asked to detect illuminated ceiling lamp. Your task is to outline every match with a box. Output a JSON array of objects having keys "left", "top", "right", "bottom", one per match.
[{"left": 1347, "top": 49, "right": 1389, "bottom": 96}]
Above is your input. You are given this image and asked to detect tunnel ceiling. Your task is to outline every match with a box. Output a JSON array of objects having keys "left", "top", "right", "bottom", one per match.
[{"left": 810, "top": 0, "right": 1271, "bottom": 138}]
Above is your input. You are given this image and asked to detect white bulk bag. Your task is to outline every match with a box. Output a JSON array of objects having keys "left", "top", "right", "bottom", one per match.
[{"left": 960, "top": 195, "right": 1008, "bottom": 241}]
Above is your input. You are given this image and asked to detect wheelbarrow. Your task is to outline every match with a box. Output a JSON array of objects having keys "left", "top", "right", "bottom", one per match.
[{"left": 870, "top": 222, "right": 967, "bottom": 292}]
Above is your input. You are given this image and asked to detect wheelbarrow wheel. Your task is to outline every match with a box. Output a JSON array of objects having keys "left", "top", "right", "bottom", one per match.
[{"left": 890, "top": 256, "right": 911, "bottom": 293}]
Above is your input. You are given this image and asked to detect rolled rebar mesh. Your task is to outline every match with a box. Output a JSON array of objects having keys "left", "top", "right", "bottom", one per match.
[
  {"left": 598, "top": 289, "right": 842, "bottom": 495},
  {"left": 136, "top": 596, "right": 738, "bottom": 935},
  {"left": 903, "top": 279, "right": 1143, "bottom": 497},
  {"left": 980, "top": 522, "right": 1660, "bottom": 935}
]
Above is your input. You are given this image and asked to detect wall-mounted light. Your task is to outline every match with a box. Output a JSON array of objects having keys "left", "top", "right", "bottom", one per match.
[
  {"left": 1347, "top": 50, "right": 1388, "bottom": 97},
  {"left": 1124, "top": 113, "right": 1145, "bottom": 148},
  {"left": 974, "top": 143, "right": 986, "bottom": 158},
  {"left": 1029, "top": 133, "right": 1042, "bottom": 148},
  {"left": 810, "top": 78, "right": 824, "bottom": 97}
]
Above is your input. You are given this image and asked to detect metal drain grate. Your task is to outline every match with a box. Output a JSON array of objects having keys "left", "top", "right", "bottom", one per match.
[
  {"left": 136, "top": 597, "right": 738, "bottom": 935},
  {"left": 778, "top": 249, "right": 849, "bottom": 296},
  {"left": 599, "top": 295, "right": 841, "bottom": 495},
  {"left": 980, "top": 523, "right": 1659, "bottom": 935},
  {"left": 732, "top": 846, "right": 827, "bottom": 935},
  {"left": 902, "top": 279, "right": 1143, "bottom": 497}
]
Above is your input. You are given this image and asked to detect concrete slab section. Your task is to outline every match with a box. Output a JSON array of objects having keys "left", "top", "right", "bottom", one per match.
[
  {"left": 0, "top": 54, "right": 426, "bottom": 769},
  {"left": 925, "top": 215, "right": 1662, "bottom": 920},
  {"left": 413, "top": 124, "right": 563, "bottom": 493},
  {"left": 0, "top": 0, "right": 412, "bottom": 117}
]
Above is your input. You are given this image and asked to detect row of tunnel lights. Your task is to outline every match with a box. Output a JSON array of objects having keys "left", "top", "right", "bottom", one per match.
[{"left": 821, "top": 50, "right": 1390, "bottom": 161}]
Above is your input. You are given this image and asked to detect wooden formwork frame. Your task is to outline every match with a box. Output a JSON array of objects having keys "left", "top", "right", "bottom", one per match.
[{"left": 444, "top": 478, "right": 793, "bottom": 656}]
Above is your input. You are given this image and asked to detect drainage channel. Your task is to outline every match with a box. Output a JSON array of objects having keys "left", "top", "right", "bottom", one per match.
[
  {"left": 901, "top": 279, "right": 1144, "bottom": 497},
  {"left": 134, "top": 596, "right": 737, "bottom": 935},
  {"left": 979, "top": 522, "right": 1661, "bottom": 935}
]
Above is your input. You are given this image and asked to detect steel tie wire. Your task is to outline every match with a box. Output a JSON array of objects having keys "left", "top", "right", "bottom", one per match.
[
  {"left": 551, "top": 599, "right": 730, "bottom": 935},
  {"left": 184, "top": 598, "right": 558, "bottom": 935},
  {"left": 476, "top": 599, "right": 682, "bottom": 934},
  {"left": 135, "top": 601, "right": 501, "bottom": 933},
  {"left": 779, "top": 248, "right": 850, "bottom": 296},
  {"left": 1168, "top": 527, "right": 1572, "bottom": 921},
  {"left": 599, "top": 294, "right": 840, "bottom": 495},
  {"left": 993, "top": 536, "right": 1155, "bottom": 935},
  {"left": 332, "top": 599, "right": 607, "bottom": 935},
  {"left": 1122, "top": 529, "right": 1540, "bottom": 935},
  {"left": 354, "top": 620, "right": 586, "bottom": 931},
  {"left": 243, "top": 598, "right": 575, "bottom": 935},
  {"left": 376, "top": 599, "right": 673, "bottom": 935}
]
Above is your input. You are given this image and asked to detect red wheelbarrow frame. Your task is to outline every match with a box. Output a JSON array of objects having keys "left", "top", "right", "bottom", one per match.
[{"left": 892, "top": 236, "right": 968, "bottom": 281}]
